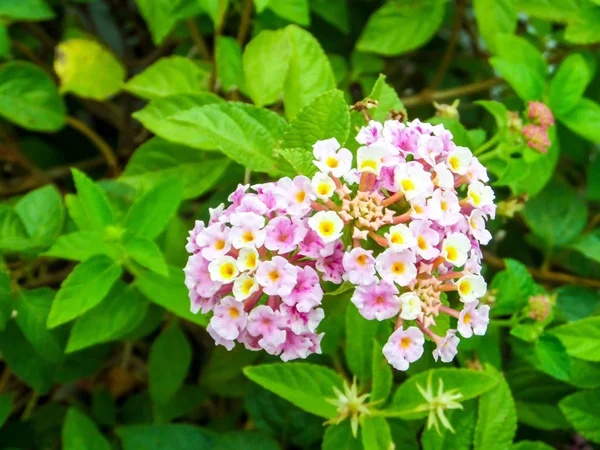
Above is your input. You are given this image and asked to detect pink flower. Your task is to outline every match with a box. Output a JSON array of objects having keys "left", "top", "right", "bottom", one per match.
[
  {"left": 184, "top": 253, "right": 222, "bottom": 299},
  {"left": 408, "top": 220, "right": 441, "bottom": 261},
  {"left": 351, "top": 281, "right": 401, "bottom": 320},
  {"left": 255, "top": 256, "right": 298, "bottom": 296},
  {"left": 228, "top": 184, "right": 249, "bottom": 208},
  {"left": 237, "top": 195, "right": 268, "bottom": 215},
  {"left": 196, "top": 224, "right": 231, "bottom": 261},
  {"left": 356, "top": 120, "right": 383, "bottom": 145},
  {"left": 280, "top": 304, "right": 324, "bottom": 334},
  {"left": 316, "top": 241, "right": 344, "bottom": 283},
  {"left": 458, "top": 301, "right": 490, "bottom": 338},
  {"left": 313, "top": 138, "right": 353, "bottom": 177},
  {"left": 433, "top": 330, "right": 460, "bottom": 363},
  {"left": 416, "top": 134, "right": 444, "bottom": 165},
  {"left": 342, "top": 248, "right": 377, "bottom": 285},
  {"left": 283, "top": 266, "right": 323, "bottom": 312},
  {"left": 207, "top": 324, "right": 235, "bottom": 351},
  {"left": 527, "top": 101, "right": 554, "bottom": 128},
  {"left": 522, "top": 124, "right": 551, "bottom": 153},
  {"left": 298, "top": 228, "right": 326, "bottom": 258},
  {"left": 428, "top": 190, "right": 461, "bottom": 226},
  {"left": 209, "top": 296, "right": 248, "bottom": 341},
  {"left": 264, "top": 216, "right": 308, "bottom": 254},
  {"left": 247, "top": 305, "right": 287, "bottom": 353},
  {"left": 185, "top": 220, "right": 205, "bottom": 254},
  {"left": 376, "top": 249, "right": 417, "bottom": 287},
  {"left": 229, "top": 212, "right": 266, "bottom": 249},
  {"left": 468, "top": 209, "right": 492, "bottom": 245},
  {"left": 275, "top": 176, "right": 315, "bottom": 216},
  {"left": 279, "top": 332, "right": 313, "bottom": 362},
  {"left": 382, "top": 326, "right": 425, "bottom": 371},
  {"left": 189, "top": 291, "right": 218, "bottom": 315}
]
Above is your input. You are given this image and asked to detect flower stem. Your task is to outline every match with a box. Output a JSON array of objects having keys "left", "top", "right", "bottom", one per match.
[
  {"left": 474, "top": 133, "right": 500, "bottom": 156},
  {"left": 66, "top": 116, "right": 119, "bottom": 176}
]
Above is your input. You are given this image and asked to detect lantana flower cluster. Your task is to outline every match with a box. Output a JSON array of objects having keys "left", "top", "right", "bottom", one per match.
[
  {"left": 184, "top": 117, "right": 495, "bottom": 370},
  {"left": 509, "top": 101, "right": 554, "bottom": 153}
]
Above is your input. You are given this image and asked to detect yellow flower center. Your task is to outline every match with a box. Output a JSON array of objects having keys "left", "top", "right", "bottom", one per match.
[
  {"left": 356, "top": 254, "right": 368, "bottom": 266},
  {"left": 391, "top": 233, "right": 404, "bottom": 244},
  {"left": 400, "top": 337, "right": 411, "bottom": 349},
  {"left": 470, "top": 191, "right": 481, "bottom": 205},
  {"left": 319, "top": 220, "right": 335, "bottom": 236},
  {"left": 449, "top": 156, "right": 459, "bottom": 171},
  {"left": 375, "top": 296, "right": 385, "bottom": 304},
  {"left": 360, "top": 160, "right": 377, "bottom": 172},
  {"left": 326, "top": 157, "right": 339, "bottom": 168},
  {"left": 401, "top": 179, "right": 415, "bottom": 191},
  {"left": 242, "top": 231, "right": 254, "bottom": 243},
  {"left": 446, "top": 246, "right": 457, "bottom": 262},
  {"left": 459, "top": 281, "right": 471, "bottom": 295},
  {"left": 441, "top": 201, "right": 448, "bottom": 212},
  {"left": 418, "top": 236, "right": 427, "bottom": 250},
  {"left": 242, "top": 278, "right": 255, "bottom": 294},
  {"left": 268, "top": 270, "right": 280, "bottom": 282},
  {"left": 229, "top": 307, "right": 240, "bottom": 318},
  {"left": 392, "top": 262, "right": 405, "bottom": 275},
  {"left": 220, "top": 263, "right": 235, "bottom": 279},
  {"left": 215, "top": 240, "right": 226, "bottom": 250},
  {"left": 463, "top": 312, "right": 471, "bottom": 324},
  {"left": 318, "top": 184, "right": 330, "bottom": 196},
  {"left": 246, "top": 253, "right": 257, "bottom": 269},
  {"left": 296, "top": 191, "right": 306, "bottom": 202}
]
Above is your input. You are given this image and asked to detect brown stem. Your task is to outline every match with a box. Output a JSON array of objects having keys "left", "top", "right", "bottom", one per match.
[
  {"left": 402, "top": 78, "right": 504, "bottom": 108},
  {"left": 368, "top": 231, "right": 389, "bottom": 248},
  {"left": 237, "top": 0, "right": 253, "bottom": 46},
  {"left": 382, "top": 191, "right": 404, "bottom": 207},
  {"left": 439, "top": 304, "right": 460, "bottom": 319},
  {"left": 186, "top": 19, "right": 211, "bottom": 60},
  {"left": 429, "top": 0, "right": 465, "bottom": 91},
  {"left": 66, "top": 116, "right": 120, "bottom": 176}
]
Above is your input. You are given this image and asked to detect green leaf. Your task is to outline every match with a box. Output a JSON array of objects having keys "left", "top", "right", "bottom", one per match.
[
  {"left": 123, "top": 177, "right": 183, "bottom": 240},
  {"left": 587, "top": 156, "right": 600, "bottom": 201},
  {"left": 564, "top": 8, "right": 600, "bottom": 45},
  {"left": 535, "top": 335, "right": 571, "bottom": 381},
  {"left": 67, "top": 283, "right": 147, "bottom": 353},
  {"left": 522, "top": 181, "right": 587, "bottom": 249},
  {"left": 123, "top": 235, "right": 168, "bottom": 276},
  {"left": 361, "top": 416, "right": 392, "bottom": 450},
  {"left": 92, "top": 388, "right": 117, "bottom": 426},
  {"left": 549, "top": 54, "right": 594, "bottom": 117},
  {"left": 357, "top": 0, "right": 446, "bottom": 56},
  {"left": 550, "top": 316, "right": 600, "bottom": 362},
  {"left": 556, "top": 285, "right": 600, "bottom": 322},
  {"left": 569, "top": 232, "right": 600, "bottom": 264},
  {"left": 371, "top": 339, "right": 393, "bottom": 403},
  {"left": 283, "top": 25, "right": 336, "bottom": 120},
  {"left": 489, "top": 258, "right": 536, "bottom": 316},
  {"left": 45, "top": 231, "right": 118, "bottom": 262},
  {"left": 322, "top": 421, "right": 362, "bottom": 450},
  {"left": 197, "top": 0, "right": 229, "bottom": 29},
  {"left": 133, "top": 0, "right": 191, "bottom": 44},
  {"left": 124, "top": 56, "right": 210, "bottom": 100},
  {"left": 421, "top": 400, "right": 477, "bottom": 450},
  {"left": 172, "top": 102, "right": 289, "bottom": 175},
  {"left": 71, "top": 168, "right": 116, "bottom": 230},
  {"left": 212, "top": 431, "right": 280, "bottom": 450},
  {"left": 560, "top": 98, "right": 600, "bottom": 143},
  {"left": 367, "top": 74, "right": 403, "bottom": 122},
  {"left": 149, "top": 324, "right": 192, "bottom": 405},
  {"left": 473, "top": 366, "right": 517, "bottom": 450},
  {"left": 512, "top": 442, "right": 555, "bottom": 450},
  {"left": 0, "top": 267, "right": 11, "bottom": 331},
  {"left": 0, "top": 61, "right": 66, "bottom": 132},
  {"left": 154, "top": 384, "right": 205, "bottom": 423},
  {"left": 62, "top": 408, "right": 111, "bottom": 450},
  {"left": 473, "top": 0, "right": 517, "bottom": 53},
  {"left": 121, "top": 138, "right": 229, "bottom": 199},
  {"left": 429, "top": 117, "right": 471, "bottom": 148},
  {"left": 516, "top": 401, "right": 570, "bottom": 431},
  {"left": 389, "top": 368, "right": 498, "bottom": 419},
  {"left": 282, "top": 89, "right": 349, "bottom": 153},
  {"left": 0, "top": 0, "right": 54, "bottom": 20},
  {"left": 47, "top": 256, "right": 123, "bottom": 328},
  {"left": 54, "top": 39, "right": 126, "bottom": 100},
  {"left": 135, "top": 266, "right": 208, "bottom": 327},
  {"left": 0, "top": 394, "right": 12, "bottom": 427},
  {"left": 243, "top": 363, "right": 344, "bottom": 418},
  {"left": 215, "top": 36, "right": 245, "bottom": 93},
  {"left": 277, "top": 148, "right": 318, "bottom": 177},
  {"left": 243, "top": 28, "right": 291, "bottom": 107},
  {"left": 489, "top": 34, "right": 547, "bottom": 101},
  {"left": 311, "top": 0, "right": 349, "bottom": 33},
  {"left": 345, "top": 303, "right": 379, "bottom": 381},
  {"left": 117, "top": 424, "right": 215, "bottom": 450},
  {"left": 559, "top": 389, "right": 600, "bottom": 444},
  {"left": 476, "top": 100, "right": 508, "bottom": 130},
  {"left": 14, "top": 185, "right": 64, "bottom": 248},
  {"left": 15, "top": 288, "right": 66, "bottom": 363},
  {"left": 132, "top": 93, "right": 224, "bottom": 150},
  {"left": 513, "top": 0, "right": 582, "bottom": 21},
  {"left": 267, "top": 0, "right": 310, "bottom": 25},
  {"left": 0, "top": 205, "right": 33, "bottom": 252}
]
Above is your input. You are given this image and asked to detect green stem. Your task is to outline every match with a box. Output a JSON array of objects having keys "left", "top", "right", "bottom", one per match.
[
  {"left": 474, "top": 133, "right": 500, "bottom": 156},
  {"left": 477, "top": 147, "right": 501, "bottom": 163}
]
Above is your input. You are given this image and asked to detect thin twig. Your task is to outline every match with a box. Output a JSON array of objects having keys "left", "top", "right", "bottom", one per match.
[
  {"left": 483, "top": 250, "right": 600, "bottom": 289},
  {"left": 185, "top": 19, "right": 211, "bottom": 60},
  {"left": 66, "top": 116, "right": 120, "bottom": 176},
  {"left": 429, "top": 0, "right": 465, "bottom": 91},
  {"left": 237, "top": 0, "right": 253, "bottom": 46},
  {"left": 402, "top": 78, "right": 504, "bottom": 107}
]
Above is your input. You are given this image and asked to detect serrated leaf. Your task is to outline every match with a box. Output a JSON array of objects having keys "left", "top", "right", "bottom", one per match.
[
  {"left": 549, "top": 54, "right": 594, "bottom": 117},
  {"left": 556, "top": 285, "right": 600, "bottom": 322},
  {"left": 560, "top": 98, "right": 600, "bottom": 143},
  {"left": 559, "top": 389, "right": 600, "bottom": 444},
  {"left": 361, "top": 416, "right": 391, "bottom": 450},
  {"left": 535, "top": 335, "right": 571, "bottom": 381},
  {"left": 550, "top": 316, "right": 600, "bottom": 362},
  {"left": 282, "top": 89, "right": 349, "bottom": 151},
  {"left": 149, "top": 324, "right": 192, "bottom": 405},
  {"left": 123, "top": 177, "right": 183, "bottom": 240},
  {"left": 345, "top": 303, "right": 379, "bottom": 381},
  {"left": 133, "top": 0, "right": 196, "bottom": 44},
  {"left": 243, "top": 28, "right": 291, "bottom": 107},
  {"left": 311, "top": 0, "right": 349, "bottom": 33},
  {"left": 283, "top": 25, "right": 336, "bottom": 120},
  {"left": 0, "top": 205, "right": 33, "bottom": 252},
  {"left": 54, "top": 39, "right": 126, "bottom": 100},
  {"left": 243, "top": 363, "right": 344, "bottom": 418},
  {"left": 323, "top": 421, "right": 362, "bottom": 450},
  {"left": 367, "top": 74, "right": 403, "bottom": 122},
  {"left": 0, "top": 0, "right": 54, "bottom": 20},
  {"left": 371, "top": 339, "right": 393, "bottom": 403},
  {"left": 132, "top": 93, "right": 224, "bottom": 150},
  {"left": 421, "top": 400, "right": 477, "bottom": 450},
  {"left": 124, "top": 56, "right": 210, "bottom": 100},
  {"left": 47, "top": 256, "right": 123, "bottom": 328},
  {"left": 516, "top": 402, "right": 570, "bottom": 431},
  {"left": 489, "top": 34, "right": 547, "bottom": 101},
  {"left": 71, "top": 168, "right": 116, "bottom": 230},
  {"left": 357, "top": 0, "right": 446, "bottom": 56},
  {"left": 476, "top": 100, "right": 508, "bottom": 130},
  {"left": 388, "top": 368, "right": 498, "bottom": 419},
  {"left": 215, "top": 36, "right": 245, "bottom": 93},
  {"left": 44, "top": 231, "right": 118, "bottom": 262},
  {"left": 473, "top": 0, "right": 517, "bottom": 53},
  {"left": 172, "top": 102, "right": 290, "bottom": 175},
  {"left": 569, "top": 232, "right": 600, "bottom": 264},
  {"left": 117, "top": 424, "right": 215, "bottom": 450},
  {"left": 63, "top": 408, "right": 111, "bottom": 450},
  {"left": 14, "top": 185, "right": 64, "bottom": 248},
  {"left": 123, "top": 235, "right": 168, "bottom": 276},
  {"left": 121, "top": 138, "right": 229, "bottom": 199},
  {"left": 489, "top": 258, "right": 536, "bottom": 316},
  {"left": 512, "top": 441, "right": 555, "bottom": 450},
  {"left": 277, "top": 147, "right": 318, "bottom": 177},
  {"left": 267, "top": 0, "right": 309, "bottom": 25},
  {"left": 0, "top": 61, "right": 66, "bottom": 132},
  {"left": 473, "top": 366, "right": 517, "bottom": 450},
  {"left": 67, "top": 283, "right": 147, "bottom": 353}
]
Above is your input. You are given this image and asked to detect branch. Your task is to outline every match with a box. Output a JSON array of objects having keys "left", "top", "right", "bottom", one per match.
[
  {"left": 429, "top": 0, "right": 465, "bottom": 91},
  {"left": 402, "top": 78, "right": 504, "bottom": 108},
  {"left": 483, "top": 250, "right": 600, "bottom": 289},
  {"left": 66, "top": 116, "right": 120, "bottom": 176},
  {"left": 185, "top": 19, "right": 211, "bottom": 60},
  {"left": 237, "top": 0, "right": 253, "bottom": 46}
]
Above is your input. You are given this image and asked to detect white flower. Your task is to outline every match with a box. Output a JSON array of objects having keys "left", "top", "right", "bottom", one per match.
[
  {"left": 399, "top": 292, "right": 422, "bottom": 320},
  {"left": 456, "top": 274, "right": 487, "bottom": 303},
  {"left": 394, "top": 162, "right": 434, "bottom": 201},
  {"left": 467, "top": 181, "right": 495, "bottom": 209},
  {"left": 208, "top": 256, "right": 239, "bottom": 283},
  {"left": 313, "top": 138, "right": 353, "bottom": 178},
  {"left": 385, "top": 224, "right": 417, "bottom": 251},
  {"left": 356, "top": 144, "right": 391, "bottom": 176},
  {"left": 311, "top": 172, "right": 336, "bottom": 199},
  {"left": 308, "top": 211, "right": 344, "bottom": 243},
  {"left": 229, "top": 212, "right": 266, "bottom": 249},
  {"left": 468, "top": 209, "right": 492, "bottom": 245},
  {"left": 236, "top": 247, "right": 259, "bottom": 272},
  {"left": 458, "top": 301, "right": 490, "bottom": 338},
  {"left": 432, "top": 162, "right": 455, "bottom": 190},
  {"left": 232, "top": 274, "right": 259, "bottom": 301},
  {"left": 447, "top": 146, "right": 473, "bottom": 175},
  {"left": 441, "top": 233, "right": 471, "bottom": 267}
]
